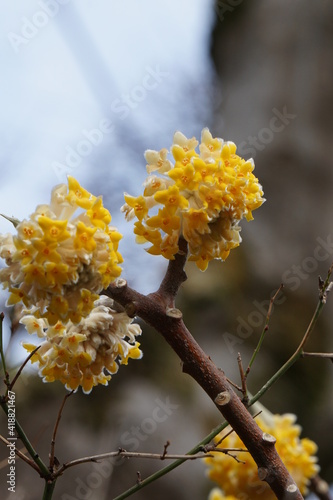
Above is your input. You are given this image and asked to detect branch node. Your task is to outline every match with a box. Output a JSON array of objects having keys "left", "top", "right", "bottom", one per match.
[
  {"left": 115, "top": 278, "right": 127, "bottom": 289},
  {"left": 162, "top": 440, "right": 170, "bottom": 459},
  {"left": 258, "top": 467, "right": 269, "bottom": 481},
  {"left": 165, "top": 307, "right": 183, "bottom": 319},
  {"left": 286, "top": 483, "right": 298, "bottom": 493},
  {"left": 214, "top": 391, "right": 231, "bottom": 406},
  {"left": 124, "top": 302, "right": 137, "bottom": 317},
  {"left": 262, "top": 432, "right": 276, "bottom": 444}
]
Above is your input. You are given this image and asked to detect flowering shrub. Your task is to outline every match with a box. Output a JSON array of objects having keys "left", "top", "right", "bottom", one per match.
[{"left": 0, "top": 129, "right": 327, "bottom": 500}]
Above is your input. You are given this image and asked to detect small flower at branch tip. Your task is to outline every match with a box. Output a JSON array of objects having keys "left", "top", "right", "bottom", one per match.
[
  {"left": 21, "top": 296, "right": 143, "bottom": 393},
  {"left": 0, "top": 176, "right": 123, "bottom": 325},
  {"left": 121, "top": 127, "right": 265, "bottom": 270},
  {"left": 205, "top": 413, "right": 319, "bottom": 500}
]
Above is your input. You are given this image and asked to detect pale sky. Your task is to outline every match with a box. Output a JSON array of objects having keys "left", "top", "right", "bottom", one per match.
[{"left": 0, "top": 0, "right": 216, "bottom": 293}]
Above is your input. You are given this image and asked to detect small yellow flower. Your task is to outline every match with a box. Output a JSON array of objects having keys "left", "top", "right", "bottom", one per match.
[
  {"left": 12, "top": 237, "right": 37, "bottom": 266},
  {"left": 205, "top": 414, "right": 319, "bottom": 500},
  {"left": 134, "top": 221, "right": 162, "bottom": 245},
  {"left": 38, "top": 217, "right": 71, "bottom": 243},
  {"left": 73, "top": 221, "right": 97, "bottom": 252},
  {"left": 145, "top": 148, "right": 172, "bottom": 174},
  {"left": 86, "top": 197, "right": 112, "bottom": 228},
  {"left": 16, "top": 220, "right": 43, "bottom": 241},
  {"left": 146, "top": 208, "right": 181, "bottom": 236},
  {"left": 154, "top": 185, "right": 189, "bottom": 212},
  {"left": 123, "top": 194, "right": 149, "bottom": 221},
  {"left": 66, "top": 176, "right": 96, "bottom": 209},
  {"left": 122, "top": 128, "right": 264, "bottom": 269}
]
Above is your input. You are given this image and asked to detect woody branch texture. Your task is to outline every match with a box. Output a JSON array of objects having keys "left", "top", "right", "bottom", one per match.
[{"left": 106, "top": 237, "right": 303, "bottom": 500}]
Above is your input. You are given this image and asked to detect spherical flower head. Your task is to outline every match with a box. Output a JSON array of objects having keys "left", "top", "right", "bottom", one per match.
[
  {"left": 21, "top": 296, "right": 142, "bottom": 393},
  {"left": 205, "top": 414, "right": 319, "bottom": 499},
  {"left": 121, "top": 128, "right": 264, "bottom": 270},
  {"left": 0, "top": 177, "right": 123, "bottom": 324}
]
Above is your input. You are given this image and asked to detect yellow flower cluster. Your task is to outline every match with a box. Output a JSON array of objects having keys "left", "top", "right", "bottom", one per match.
[
  {"left": 122, "top": 128, "right": 264, "bottom": 270},
  {"left": 22, "top": 296, "right": 142, "bottom": 393},
  {"left": 205, "top": 414, "right": 319, "bottom": 500},
  {"left": 0, "top": 177, "right": 122, "bottom": 325}
]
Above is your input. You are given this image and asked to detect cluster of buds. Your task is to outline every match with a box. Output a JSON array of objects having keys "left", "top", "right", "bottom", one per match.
[
  {"left": 122, "top": 128, "right": 264, "bottom": 270},
  {"left": 0, "top": 177, "right": 141, "bottom": 392}
]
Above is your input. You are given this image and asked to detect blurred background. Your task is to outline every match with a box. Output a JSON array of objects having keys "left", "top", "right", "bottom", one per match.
[{"left": 0, "top": 1, "right": 332, "bottom": 499}]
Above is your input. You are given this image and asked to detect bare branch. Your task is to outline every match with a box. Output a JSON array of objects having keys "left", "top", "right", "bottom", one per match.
[
  {"left": 106, "top": 254, "right": 304, "bottom": 500},
  {"left": 55, "top": 448, "right": 216, "bottom": 477},
  {"left": 302, "top": 352, "right": 333, "bottom": 360},
  {"left": 237, "top": 352, "right": 248, "bottom": 405},
  {"left": 0, "top": 434, "right": 40, "bottom": 473},
  {"left": 309, "top": 475, "right": 332, "bottom": 500},
  {"left": 8, "top": 346, "right": 40, "bottom": 392},
  {"left": 49, "top": 391, "right": 74, "bottom": 472}
]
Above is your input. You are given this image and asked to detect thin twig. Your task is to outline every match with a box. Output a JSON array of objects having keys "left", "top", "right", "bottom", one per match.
[
  {"left": 309, "top": 475, "right": 332, "bottom": 500},
  {"left": 250, "top": 264, "right": 333, "bottom": 407},
  {"left": 237, "top": 352, "right": 248, "bottom": 404},
  {"left": 55, "top": 449, "right": 216, "bottom": 477},
  {"left": 49, "top": 391, "right": 74, "bottom": 471},
  {"left": 0, "top": 434, "right": 40, "bottom": 473},
  {"left": 8, "top": 346, "right": 40, "bottom": 392},
  {"left": 0, "top": 399, "right": 51, "bottom": 478},
  {"left": 0, "top": 312, "right": 10, "bottom": 387},
  {"left": 302, "top": 352, "right": 333, "bottom": 359},
  {"left": 162, "top": 441, "right": 170, "bottom": 458},
  {"left": 245, "top": 284, "right": 284, "bottom": 378},
  {"left": 225, "top": 376, "right": 242, "bottom": 392}
]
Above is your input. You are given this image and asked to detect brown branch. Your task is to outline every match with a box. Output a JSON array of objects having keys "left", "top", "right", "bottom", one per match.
[
  {"left": 8, "top": 346, "right": 40, "bottom": 392},
  {"left": 309, "top": 475, "right": 332, "bottom": 500},
  {"left": 302, "top": 352, "right": 333, "bottom": 360},
  {"left": 0, "top": 434, "right": 40, "bottom": 473},
  {"left": 55, "top": 449, "right": 216, "bottom": 476},
  {"left": 49, "top": 391, "right": 74, "bottom": 472},
  {"left": 155, "top": 236, "right": 188, "bottom": 308},
  {"left": 237, "top": 352, "right": 248, "bottom": 405},
  {"left": 105, "top": 244, "right": 304, "bottom": 500}
]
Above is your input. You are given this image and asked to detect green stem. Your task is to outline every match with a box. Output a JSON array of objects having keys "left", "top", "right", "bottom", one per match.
[
  {"left": 0, "top": 312, "right": 9, "bottom": 385},
  {"left": 0, "top": 399, "right": 51, "bottom": 478},
  {"left": 112, "top": 420, "right": 229, "bottom": 500},
  {"left": 250, "top": 297, "right": 325, "bottom": 406},
  {"left": 246, "top": 285, "right": 283, "bottom": 376},
  {"left": 43, "top": 479, "right": 57, "bottom": 500}
]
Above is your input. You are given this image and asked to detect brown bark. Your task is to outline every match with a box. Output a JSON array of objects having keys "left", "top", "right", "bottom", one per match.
[{"left": 106, "top": 240, "right": 303, "bottom": 499}]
